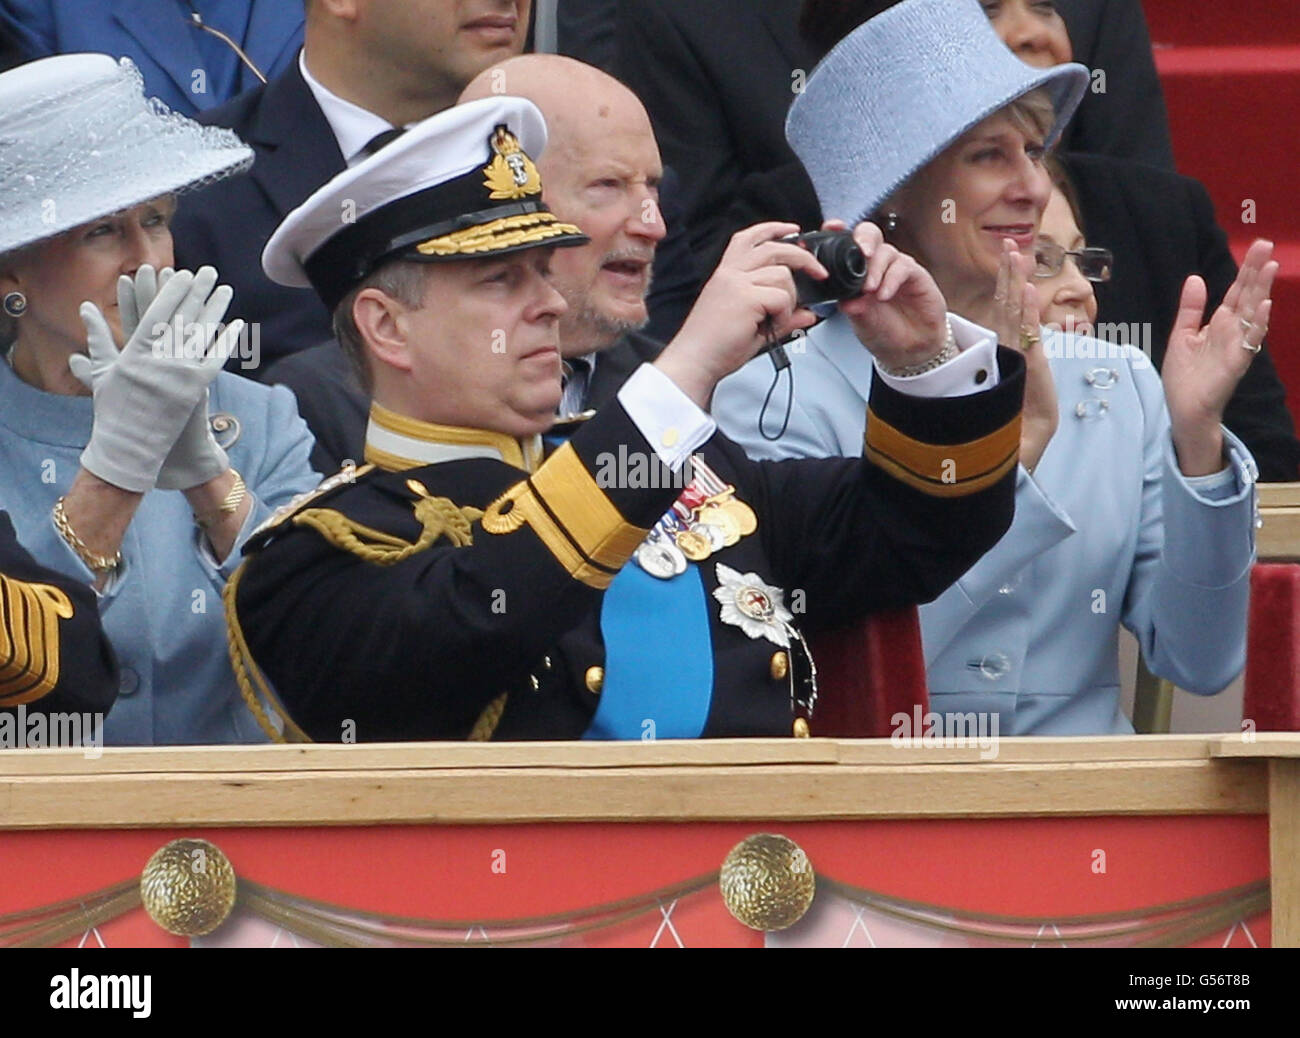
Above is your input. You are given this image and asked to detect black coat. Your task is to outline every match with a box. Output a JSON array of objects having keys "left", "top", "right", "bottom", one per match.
[
  {"left": 232, "top": 350, "right": 1024, "bottom": 741},
  {"left": 1054, "top": 0, "right": 1176, "bottom": 170},
  {"left": 615, "top": 0, "right": 816, "bottom": 281},
  {"left": 171, "top": 57, "right": 345, "bottom": 375},
  {"left": 0, "top": 512, "right": 118, "bottom": 717}
]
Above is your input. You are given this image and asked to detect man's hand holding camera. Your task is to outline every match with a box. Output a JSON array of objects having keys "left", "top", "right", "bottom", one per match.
[
  {"left": 654, "top": 220, "right": 952, "bottom": 409},
  {"left": 654, "top": 222, "right": 825, "bottom": 408}
]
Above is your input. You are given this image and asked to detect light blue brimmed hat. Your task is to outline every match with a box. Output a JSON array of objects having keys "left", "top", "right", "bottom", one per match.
[
  {"left": 787, "top": 0, "right": 1089, "bottom": 225},
  {"left": 0, "top": 54, "right": 252, "bottom": 256}
]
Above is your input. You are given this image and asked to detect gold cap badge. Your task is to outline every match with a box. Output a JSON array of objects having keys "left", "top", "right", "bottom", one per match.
[{"left": 483, "top": 125, "right": 542, "bottom": 200}]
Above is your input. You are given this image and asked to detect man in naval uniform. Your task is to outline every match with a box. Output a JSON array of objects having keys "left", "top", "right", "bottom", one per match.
[{"left": 227, "top": 96, "right": 1026, "bottom": 742}]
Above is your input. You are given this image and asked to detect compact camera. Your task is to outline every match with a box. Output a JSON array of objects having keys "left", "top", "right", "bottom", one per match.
[{"left": 785, "top": 230, "right": 868, "bottom": 307}]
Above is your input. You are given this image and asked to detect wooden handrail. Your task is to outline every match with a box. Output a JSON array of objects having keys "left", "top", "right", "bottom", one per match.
[{"left": 0, "top": 734, "right": 1292, "bottom": 829}]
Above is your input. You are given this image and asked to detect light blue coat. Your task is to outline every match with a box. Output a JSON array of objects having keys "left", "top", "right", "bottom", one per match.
[
  {"left": 713, "top": 312, "right": 1257, "bottom": 735},
  {"left": 0, "top": 361, "right": 319, "bottom": 744}
]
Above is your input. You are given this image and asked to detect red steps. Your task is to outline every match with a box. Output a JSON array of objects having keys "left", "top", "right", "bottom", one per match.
[
  {"left": 1143, "top": 3, "right": 1300, "bottom": 47},
  {"left": 1155, "top": 47, "right": 1300, "bottom": 242}
]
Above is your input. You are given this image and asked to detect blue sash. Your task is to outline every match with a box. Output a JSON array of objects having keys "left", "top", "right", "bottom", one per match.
[
  {"left": 582, "top": 550, "right": 715, "bottom": 740},
  {"left": 540, "top": 431, "right": 715, "bottom": 740}
]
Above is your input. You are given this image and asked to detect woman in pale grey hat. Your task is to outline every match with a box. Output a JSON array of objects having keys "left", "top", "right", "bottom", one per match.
[
  {"left": 714, "top": 0, "right": 1275, "bottom": 735},
  {"left": 0, "top": 53, "right": 318, "bottom": 744}
]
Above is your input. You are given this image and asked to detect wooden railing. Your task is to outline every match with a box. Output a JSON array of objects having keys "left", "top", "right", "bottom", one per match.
[
  {"left": 1258, "top": 482, "right": 1300, "bottom": 560},
  {"left": 1, "top": 735, "right": 1297, "bottom": 945}
]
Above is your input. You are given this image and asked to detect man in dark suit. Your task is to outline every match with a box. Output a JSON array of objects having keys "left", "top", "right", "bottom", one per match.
[{"left": 172, "top": 0, "right": 536, "bottom": 374}]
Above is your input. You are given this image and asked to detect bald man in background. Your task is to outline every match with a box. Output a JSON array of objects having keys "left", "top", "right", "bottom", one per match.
[
  {"left": 460, "top": 54, "right": 671, "bottom": 415},
  {"left": 275, "top": 53, "right": 688, "bottom": 471}
]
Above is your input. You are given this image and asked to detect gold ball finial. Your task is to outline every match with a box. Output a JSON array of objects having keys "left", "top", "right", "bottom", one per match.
[
  {"left": 140, "top": 839, "right": 237, "bottom": 937},
  {"left": 719, "top": 833, "right": 815, "bottom": 931}
]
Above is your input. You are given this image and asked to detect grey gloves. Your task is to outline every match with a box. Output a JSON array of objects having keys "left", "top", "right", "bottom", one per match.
[{"left": 70, "top": 265, "right": 244, "bottom": 494}]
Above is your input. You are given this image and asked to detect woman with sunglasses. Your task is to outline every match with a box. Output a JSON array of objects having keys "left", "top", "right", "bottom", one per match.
[{"left": 714, "top": 0, "right": 1270, "bottom": 735}]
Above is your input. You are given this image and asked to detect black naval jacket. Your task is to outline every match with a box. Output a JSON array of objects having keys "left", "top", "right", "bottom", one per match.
[
  {"left": 232, "top": 352, "right": 1025, "bottom": 742},
  {"left": 1, "top": 512, "right": 119, "bottom": 716}
]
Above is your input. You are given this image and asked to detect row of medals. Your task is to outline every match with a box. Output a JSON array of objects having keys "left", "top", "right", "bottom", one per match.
[{"left": 634, "top": 455, "right": 758, "bottom": 579}]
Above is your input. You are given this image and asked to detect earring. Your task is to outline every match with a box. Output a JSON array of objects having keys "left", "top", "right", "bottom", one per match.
[
  {"left": 2, "top": 291, "right": 26, "bottom": 318},
  {"left": 883, "top": 211, "right": 900, "bottom": 234}
]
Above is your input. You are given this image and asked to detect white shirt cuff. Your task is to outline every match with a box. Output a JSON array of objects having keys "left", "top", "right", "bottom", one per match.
[
  {"left": 1182, "top": 464, "right": 1236, "bottom": 495},
  {"left": 872, "top": 314, "right": 1000, "bottom": 398},
  {"left": 617, "top": 363, "right": 717, "bottom": 470}
]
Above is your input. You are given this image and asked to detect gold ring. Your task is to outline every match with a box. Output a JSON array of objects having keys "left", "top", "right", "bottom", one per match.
[{"left": 1020, "top": 329, "right": 1040, "bottom": 351}]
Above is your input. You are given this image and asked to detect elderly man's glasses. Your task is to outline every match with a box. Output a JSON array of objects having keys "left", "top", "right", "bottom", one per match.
[{"left": 1034, "top": 242, "right": 1113, "bottom": 283}]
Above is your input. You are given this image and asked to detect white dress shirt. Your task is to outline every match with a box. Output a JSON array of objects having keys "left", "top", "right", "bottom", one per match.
[{"left": 299, "top": 52, "right": 404, "bottom": 167}]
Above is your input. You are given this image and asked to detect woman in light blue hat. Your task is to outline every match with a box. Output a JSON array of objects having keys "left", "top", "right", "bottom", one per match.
[
  {"left": 0, "top": 54, "right": 319, "bottom": 744},
  {"left": 714, "top": 0, "right": 1275, "bottom": 735}
]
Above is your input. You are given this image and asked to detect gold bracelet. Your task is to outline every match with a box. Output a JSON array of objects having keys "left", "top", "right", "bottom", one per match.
[
  {"left": 52, "top": 497, "right": 122, "bottom": 573},
  {"left": 195, "top": 469, "right": 247, "bottom": 529}
]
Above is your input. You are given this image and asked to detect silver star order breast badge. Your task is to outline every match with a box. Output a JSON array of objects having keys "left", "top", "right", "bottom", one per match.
[{"left": 712, "top": 563, "right": 793, "bottom": 647}]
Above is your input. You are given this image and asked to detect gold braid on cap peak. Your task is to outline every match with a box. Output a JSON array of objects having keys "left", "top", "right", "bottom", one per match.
[{"left": 416, "top": 212, "right": 584, "bottom": 258}]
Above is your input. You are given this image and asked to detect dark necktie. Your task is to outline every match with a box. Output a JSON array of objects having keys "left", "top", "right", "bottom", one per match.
[
  {"left": 361, "top": 127, "right": 406, "bottom": 157},
  {"left": 560, "top": 356, "right": 592, "bottom": 416}
]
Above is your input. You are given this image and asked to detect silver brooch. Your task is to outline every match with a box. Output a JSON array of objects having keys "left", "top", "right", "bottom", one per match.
[{"left": 1084, "top": 368, "right": 1120, "bottom": 389}]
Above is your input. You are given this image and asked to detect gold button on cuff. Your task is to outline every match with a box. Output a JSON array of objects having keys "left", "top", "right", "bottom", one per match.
[
  {"left": 661, "top": 427, "right": 679, "bottom": 448},
  {"left": 792, "top": 717, "right": 810, "bottom": 739},
  {"left": 585, "top": 666, "right": 604, "bottom": 694},
  {"left": 770, "top": 651, "right": 790, "bottom": 681}
]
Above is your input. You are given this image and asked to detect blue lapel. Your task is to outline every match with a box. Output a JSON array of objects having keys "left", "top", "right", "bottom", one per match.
[
  {"left": 113, "top": 0, "right": 205, "bottom": 109},
  {"left": 245, "top": 0, "right": 303, "bottom": 87}
]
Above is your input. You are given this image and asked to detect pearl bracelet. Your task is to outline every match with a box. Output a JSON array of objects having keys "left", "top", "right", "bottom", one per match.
[{"left": 879, "top": 318, "right": 958, "bottom": 378}]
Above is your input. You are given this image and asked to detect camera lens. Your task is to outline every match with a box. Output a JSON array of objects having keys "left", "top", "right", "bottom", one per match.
[
  {"left": 828, "top": 236, "right": 868, "bottom": 281},
  {"left": 791, "top": 230, "right": 867, "bottom": 307}
]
